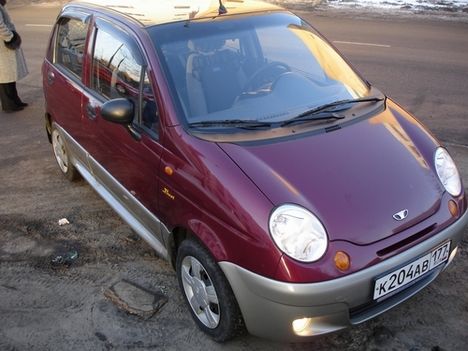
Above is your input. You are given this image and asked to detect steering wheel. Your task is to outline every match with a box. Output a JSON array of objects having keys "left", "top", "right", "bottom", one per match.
[{"left": 240, "top": 61, "right": 291, "bottom": 98}]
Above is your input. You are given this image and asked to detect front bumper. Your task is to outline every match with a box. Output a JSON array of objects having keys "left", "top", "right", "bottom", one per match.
[{"left": 219, "top": 208, "right": 468, "bottom": 341}]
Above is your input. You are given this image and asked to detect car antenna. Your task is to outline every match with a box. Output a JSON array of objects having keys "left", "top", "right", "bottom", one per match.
[
  {"left": 218, "top": 0, "right": 228, "bottom": 14},
  {"left": 185, "top": 0, "right": 227, "bottom": 27}
]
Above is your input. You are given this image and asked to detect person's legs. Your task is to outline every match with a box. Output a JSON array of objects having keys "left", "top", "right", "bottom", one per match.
[
  {"left": 0, "top": 82, "right": 25, "bottom": 112},
  {"left": 11, "top": 82, "right": 27, "bottom": 107}
]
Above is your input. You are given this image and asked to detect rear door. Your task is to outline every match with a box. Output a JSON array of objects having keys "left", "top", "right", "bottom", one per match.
[
  {"left": 43, "top": 12, "right": 90, "bottom": 151},
  {"left": 81, "top": 18, "right": 164, "bottom": 244}
]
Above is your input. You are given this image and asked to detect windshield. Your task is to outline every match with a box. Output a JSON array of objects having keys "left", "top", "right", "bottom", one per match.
[{"left": 148, "top": 12, "right": 370, "bottom": 127}]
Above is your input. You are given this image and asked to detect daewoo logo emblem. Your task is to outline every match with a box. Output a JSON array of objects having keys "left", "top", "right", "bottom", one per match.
[{"left": 393, "top": 209, "right": 409, "bottom": 221}]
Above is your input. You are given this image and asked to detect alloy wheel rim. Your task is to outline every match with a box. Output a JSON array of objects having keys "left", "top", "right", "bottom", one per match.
[
  {"left": 52, "top": 130, "right": 69, "bottom": 173},
  {"left": 181, "top": 256, "right": 220, "bottom": 329}
]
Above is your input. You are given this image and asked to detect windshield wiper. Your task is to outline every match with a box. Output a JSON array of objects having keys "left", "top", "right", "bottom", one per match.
[
  {"left": 281, "top": 112, "right": 345, "bottom": 127},
  {"left": 188, "top": 119, "right": 272, "bottom": 129},
  {"left": 281, "top": 96, "right": 385, "bottom": 127}
]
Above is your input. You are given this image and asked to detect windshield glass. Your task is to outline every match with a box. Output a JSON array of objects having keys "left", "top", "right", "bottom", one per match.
[{"left": 148, "top": 12, "right": 370, "bottom": 126}]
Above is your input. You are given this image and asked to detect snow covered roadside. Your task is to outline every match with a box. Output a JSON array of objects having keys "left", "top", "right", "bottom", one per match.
[
  {"left": 327, "top": 0, "right": 468, "bottom": 13},
  {"left": 7, "top": 0, "right": 468, "bottom": 20},
  {"left": 266, "top": 0, "right": 468, "bottom": 20},
  {"left": 269, "top": 0, "right": 468, "bottom": 12}
]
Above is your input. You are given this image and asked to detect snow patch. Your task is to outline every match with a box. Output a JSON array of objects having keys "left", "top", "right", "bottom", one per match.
[
  {"left": 267, "top": 0, "right": 468, "bottom": 13},
  {"left": 328, "top": 0, "right": 468, "bottom": 12}
]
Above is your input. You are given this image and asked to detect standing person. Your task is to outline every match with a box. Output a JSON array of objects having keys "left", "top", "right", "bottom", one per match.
[{"left": 0, "top": 0, "right": 28, "bottom": 113}]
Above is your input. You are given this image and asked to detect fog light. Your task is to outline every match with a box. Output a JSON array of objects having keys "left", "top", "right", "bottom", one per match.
[
  {"left": 292, "top": 318, "right": 312, "bottom": 335},
  {"left": 448, "top": 200, "right": 458, "bottom": 217},
  {"left": 334, "top": 251, "right": 350, "bottom": 271}
]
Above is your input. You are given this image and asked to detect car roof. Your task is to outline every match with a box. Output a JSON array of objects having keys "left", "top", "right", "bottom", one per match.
[{"left": 70, "top": 0, "right": 283, "bottom": 27}]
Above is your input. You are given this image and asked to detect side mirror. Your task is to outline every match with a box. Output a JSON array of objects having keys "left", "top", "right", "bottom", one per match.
[{"left": 101, "top": 98, "right": 134, "bottom": 125}]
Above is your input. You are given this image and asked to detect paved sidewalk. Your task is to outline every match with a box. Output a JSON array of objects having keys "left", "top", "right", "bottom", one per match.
[{"left": 8, "top": 0, "right": 69, "bottom": 9}]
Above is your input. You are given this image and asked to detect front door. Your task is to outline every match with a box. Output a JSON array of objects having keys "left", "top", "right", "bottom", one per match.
[{"left": 82, "top": 18, "right": 164, "bottom": 244}]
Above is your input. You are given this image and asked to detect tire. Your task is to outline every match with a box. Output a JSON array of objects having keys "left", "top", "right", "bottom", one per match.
[
  {"left": 51, "top": 126, "right": 80, "bottom": 181},
  {"left": 176, "top": 238, "right": 245, "bottom": 342}
]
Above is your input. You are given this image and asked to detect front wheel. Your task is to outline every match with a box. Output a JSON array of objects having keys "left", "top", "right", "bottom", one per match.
[
  {"left": 176, "top": 238, "right": 245, "bottom": 342},
  {"left": 51, "top": 126, "right": 80, "bottom": 181}
]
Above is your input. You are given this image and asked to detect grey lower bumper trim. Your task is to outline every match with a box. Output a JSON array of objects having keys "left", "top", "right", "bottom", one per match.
[{"left": 219, "top": 209, "right": 467, "bottom": 341}]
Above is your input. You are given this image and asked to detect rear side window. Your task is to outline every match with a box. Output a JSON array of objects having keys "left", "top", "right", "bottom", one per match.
[{"left": 55, "top": 17, "right": 88, "bottom": 77}]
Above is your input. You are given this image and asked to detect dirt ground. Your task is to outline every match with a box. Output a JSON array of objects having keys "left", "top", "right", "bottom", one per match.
[{"left": 1, "top": 4, "right": 467, "bottom": 351}]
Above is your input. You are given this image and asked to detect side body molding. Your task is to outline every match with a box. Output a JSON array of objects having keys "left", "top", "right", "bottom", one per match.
[{"left": 55, "top": 123, "right": 170, "bottom": 260}]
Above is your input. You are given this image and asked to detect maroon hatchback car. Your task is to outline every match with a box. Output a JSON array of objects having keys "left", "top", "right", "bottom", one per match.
[{"left": 43, "top": 0, "right": 467, "bottom": 342}]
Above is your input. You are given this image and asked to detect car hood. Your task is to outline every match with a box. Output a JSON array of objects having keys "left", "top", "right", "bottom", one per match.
[{"left": 218, "top": 103, "right": 443, "bottom": 245}]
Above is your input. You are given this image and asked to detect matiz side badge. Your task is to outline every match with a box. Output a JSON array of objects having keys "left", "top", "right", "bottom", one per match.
[{"left": 162, "top": 187, "right": 175, "bottom": 200}]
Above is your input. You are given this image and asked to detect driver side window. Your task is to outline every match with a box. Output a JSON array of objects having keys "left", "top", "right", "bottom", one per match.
[
  {"left": 91, "top": 26, "right": 159, "bottom": 138},
  {"left": 91, "top": 28, "right": 142, "bottom": 104}
]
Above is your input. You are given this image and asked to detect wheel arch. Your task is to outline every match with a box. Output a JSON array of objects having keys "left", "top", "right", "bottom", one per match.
[{"left": 167, "top": 220, "right": 229, "bottom": 270}]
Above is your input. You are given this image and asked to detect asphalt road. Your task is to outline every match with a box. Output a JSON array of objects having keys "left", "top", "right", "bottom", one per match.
[
  {"left": 1, "top": 4, "right": 467, "bottom": 351},
  {"left": 308, "top": 13, "right": 468, "bottom": 147}
]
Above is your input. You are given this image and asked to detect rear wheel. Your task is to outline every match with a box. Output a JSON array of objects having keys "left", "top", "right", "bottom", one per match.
[
  {"left": 176, "top": 238, "right": 245, "bottom": 342},
  {"left": 51, "top": 127, "right": 79, "bottom": 181}
]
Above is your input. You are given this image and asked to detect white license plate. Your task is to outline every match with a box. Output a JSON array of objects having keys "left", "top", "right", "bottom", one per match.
[{"left": 373, "top": 241, "right": 451, "bottom": 300}]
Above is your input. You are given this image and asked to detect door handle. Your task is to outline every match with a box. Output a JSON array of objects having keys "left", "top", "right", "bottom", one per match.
[
  {"left": 47, "top": 71, "right": 55, "bottom": 85},
  {"left": 86, "top": 103, "right": 97, "bottom": 120}
]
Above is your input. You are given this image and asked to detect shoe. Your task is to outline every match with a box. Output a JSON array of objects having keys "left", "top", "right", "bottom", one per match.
[
  {"left": 17, "top": 102, "right": 28, "bottom": 107},
  {"left": 3, "top": 106, "right": 24, "bottom": 113}
]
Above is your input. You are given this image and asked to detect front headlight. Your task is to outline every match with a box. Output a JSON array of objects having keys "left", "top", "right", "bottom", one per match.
[
  {"left": 269, "top": 204, "right": 328, "bottom": 262},
  {"left": 434, "top": 147, "right": 462, "bottom": 197}
]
